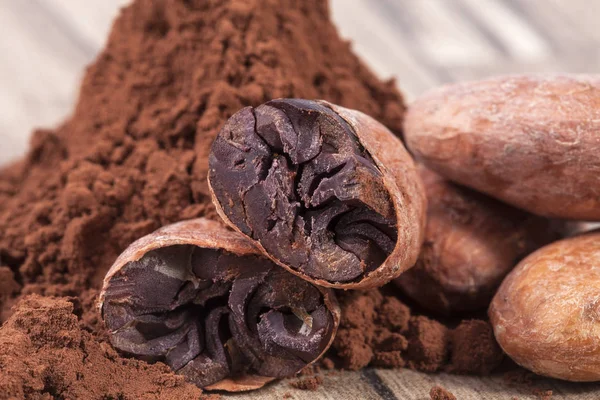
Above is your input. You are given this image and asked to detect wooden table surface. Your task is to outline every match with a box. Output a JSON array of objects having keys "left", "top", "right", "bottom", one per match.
[{"left": 1, "top": 0, "right": 598, "bottom": 165}]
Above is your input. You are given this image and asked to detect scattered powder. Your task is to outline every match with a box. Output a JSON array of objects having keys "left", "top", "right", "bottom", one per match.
[
  {"left": 332, "top": 288, "right": 502, "bottom": 375},
  {"left": 297, "top": 365, "right": 321, "bottom": 378},
  {"left": 504, "top": 368, "right": 554, "bottom": 400},
  {"left": 504, "top": 368, "right": 536, "bottom": 386},
  {"left": 289, "top": 376, "right": 324, "bottom": 391},
  {"left": 429, "top": 385, "right": 457, "bottom": 400},
  {"left": 533, "top": 389, "right": 553, "bottom": 400},
  {"left": 320, "top": 357, "right": 335, "bottom": 370}
]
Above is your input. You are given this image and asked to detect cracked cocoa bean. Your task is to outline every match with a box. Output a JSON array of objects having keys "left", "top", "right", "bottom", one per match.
[
  {"left": 208, "top": 99, "right": 426, "bottom": 288},
  {"left": 99, "top": 218, "right": 339, "bottom": 391}
]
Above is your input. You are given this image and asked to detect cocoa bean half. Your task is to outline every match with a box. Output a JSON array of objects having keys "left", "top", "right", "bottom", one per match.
[
  {"left": 99, "top": 218, "right": 339, "bottom": 391},
  {"left": 208, "top": 99, "right": 426, "bottom": 289}
]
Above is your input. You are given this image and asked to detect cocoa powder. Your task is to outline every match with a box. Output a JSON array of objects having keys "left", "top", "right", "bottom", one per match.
[
  {"left": 289, "top": 376, "right": 324, "bottom": 391},
  {"left": 0, "top": 0, "right": 404, "bottom": 326},
  {"left": 448, "top": 320, "right": 504, "bottom": 375},
  {"left": 429, "top": 385, "right": 457, "bottom": 400},
  {"left": 0, "top": 0, "right": 504, "bottom": 396},
  {"left": 0, "top": 295, "right": 206, "bottom": 399},
  {"left": 331, "top": 288, "right": 503, "bottom": 375}
]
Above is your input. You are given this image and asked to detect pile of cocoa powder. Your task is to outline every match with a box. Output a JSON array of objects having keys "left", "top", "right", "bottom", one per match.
[
  {"left": 332, "top": 289, "right": 502, "bottom": 374},
  {"left": 0, "top": 0, "right": 500, "bottom": 397},
  {"left": 0, "top": 295, "right": 211, "bottom": 399}
]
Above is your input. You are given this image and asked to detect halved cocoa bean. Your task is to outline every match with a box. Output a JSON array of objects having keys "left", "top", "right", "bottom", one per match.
[
  {"left": 99, "top": 218, "right": 339, "bottom": 391},
  {"left": 208, "top": 99, "right": 426, "bottom": 288}
]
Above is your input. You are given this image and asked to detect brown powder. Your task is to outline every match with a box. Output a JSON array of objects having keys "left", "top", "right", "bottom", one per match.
[
  {"left": 320, "top": 357, "right": 335, "bottom": 370},
  {"left": 447, "top": 319, "right": 504, "bottom": 375},
  {"left": 504, "top": 368, "right": 536, "bottom": 386},
  {"left": 0, "top": 266, "right": 20, "bottom": 322},
  {"left": 504, "top": 368, "right": 554, "bottom": 400},
  {"left": 405, "top": 316, "right": 450, "bottom": 372},
  {"left": 332, "top": 289, "right": 502, "bottom": 375},
  {"left": 0, "top": 295, "right": 205, "bottom": 399},
  {"left": 289, "top": 376, "right": 324, "bottom": 391},
  {"left": 332, "top": 289, "right": 414, "bottom": 370},
  {"left": 429, "top": 385, "right": 457, "bottom": 400},
  {"left": 533, "top": 389, "right": 553, "bottom": 400}
]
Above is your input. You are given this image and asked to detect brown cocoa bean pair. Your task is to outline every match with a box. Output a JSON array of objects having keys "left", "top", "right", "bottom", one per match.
[
  {"left": 404, "top": 74, "right": 600, "bottom": 382},
  {"left": 99, "top": 99, "right": 427, "bottom": 390}
]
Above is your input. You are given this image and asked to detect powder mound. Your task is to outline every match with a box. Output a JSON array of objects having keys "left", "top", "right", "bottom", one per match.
[
  {"left": 0, "top": 295, "right": 204, "bottom": 400},
  {"left": 429, "top": 385, "right": 456, "bottom": 400},
  {"left": 447, "top": 319, "right": 504, "bottom": 375},
  {"left": 331, "top": 289, "right": 501, "bottom": 376},
  {"left": 0, "top": 0, "right": 404, "bottom": 327},
  {"left": 332, "top": 289, "right": 422, "bottom": 371},
  {"left": 405, "top": 316, "right": 449, "bottom": 372}
]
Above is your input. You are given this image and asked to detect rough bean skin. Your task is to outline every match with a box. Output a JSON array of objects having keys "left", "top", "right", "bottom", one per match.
[
  {"left": 489, "top": 231, "right": 600, "bottom": 381},
  {"left": 404, "top": 74, "right": 600, "bottom": 221}
]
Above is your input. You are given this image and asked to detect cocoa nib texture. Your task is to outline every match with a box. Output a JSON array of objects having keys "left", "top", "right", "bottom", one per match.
[
  {"left": 209, "top": 99, "right": 397, "bottom": 284},
  {"left": 101, "top": 245, "right": 335, "bottom": 388}
]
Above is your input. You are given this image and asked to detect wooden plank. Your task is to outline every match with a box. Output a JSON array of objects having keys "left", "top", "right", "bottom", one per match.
[
  {"left": 385, "top": 0, "right": 499, "bottom": 67},
  {"left": 40, "top": 0, "right": 128, "bottom": 48},
  {"left": 330, "top": 0, "right": 442, "bottom": 99},
  {"left": 451, "top": 0, "right": 551, "bottom": 62}
]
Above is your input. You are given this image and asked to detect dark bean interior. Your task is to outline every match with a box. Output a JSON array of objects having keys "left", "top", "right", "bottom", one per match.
[
  {"left": 101, "top": 245, "right": 335, "bottom": 387},
  {"left": 209, "top": 99, "right": 397, "bottom": 283}
]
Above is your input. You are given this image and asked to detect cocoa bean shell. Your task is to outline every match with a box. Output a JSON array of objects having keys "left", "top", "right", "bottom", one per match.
[
  {"left": 489, "top": 230, "right": 600, "bottom": 381},
  {"left": 404, "top": 74, "right": 600, "bottom": 220}
]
